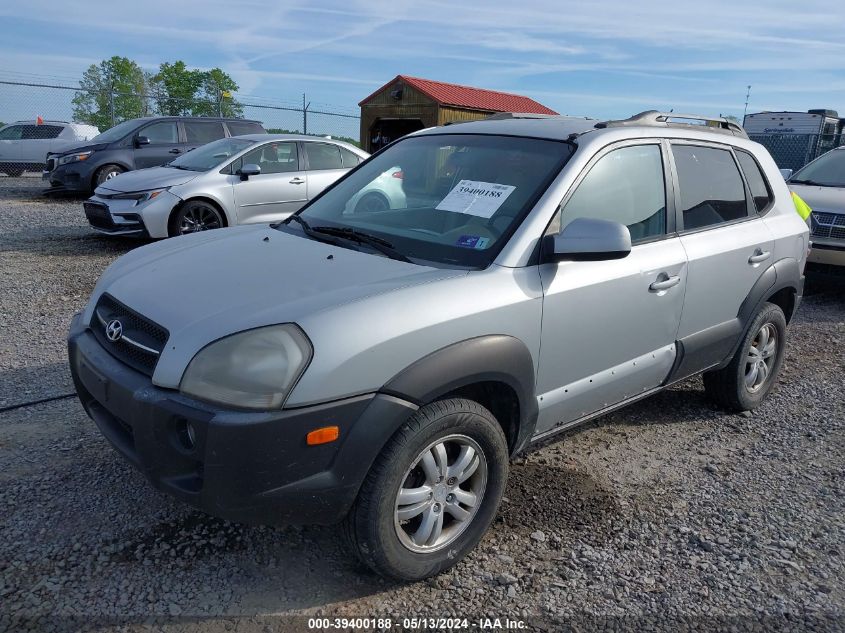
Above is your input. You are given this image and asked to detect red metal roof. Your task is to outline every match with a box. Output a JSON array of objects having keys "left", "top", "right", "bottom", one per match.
[{"left": 359, "top": 75, "right": 558, "bottom": 115}]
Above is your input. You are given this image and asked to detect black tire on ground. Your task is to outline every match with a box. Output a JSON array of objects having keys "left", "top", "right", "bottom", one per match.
[
  {"left": 94, "top": 164, "right": 125, "bottom": 187},
  {"left": 168, "top": 200, "right": 225, "bottom": 236},
  {"left": 5, "top": 166, "right": 25, "bottom": 177},
  {"left": 344, "top": 398, "right": 509, "bottom": 580},
  {"left": 703, "top": 302, "right": 787, "bottom": 412},
  {"left": 354, "top": 192, "right": 390, "bottom": 214}
]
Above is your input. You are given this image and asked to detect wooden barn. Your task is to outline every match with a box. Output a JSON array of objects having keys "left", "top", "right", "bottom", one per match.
[{"left": 359, "top": 75, "right": 558, "bottom": 152}]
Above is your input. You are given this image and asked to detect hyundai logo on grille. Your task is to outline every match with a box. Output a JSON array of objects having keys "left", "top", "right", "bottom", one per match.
[{"left": 105, "top": 319, "right": 123, "bottom": 342}]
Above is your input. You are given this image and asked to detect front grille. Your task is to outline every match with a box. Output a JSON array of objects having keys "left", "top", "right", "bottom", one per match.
[
  {"left": 90, "top": 294, "right": 169, "bottom": 376},
  {"left": 811, "top": 211, "right": 845, "bottom": 241},
  {"left": 84, "top": 202, "right": 115, "bottom": 230}
]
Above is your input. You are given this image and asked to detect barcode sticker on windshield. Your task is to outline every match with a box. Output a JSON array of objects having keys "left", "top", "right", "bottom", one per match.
[{"left": 435, "top": 180, "right": 516, "bottom": 218}]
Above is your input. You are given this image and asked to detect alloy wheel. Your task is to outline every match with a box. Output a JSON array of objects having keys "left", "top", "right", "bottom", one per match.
[
  {"left": 179, "top": 205, "right": 222, "bottom": 234},
  {"left": 394, "top": 434, "right": 487, "bottom": 553},
  {"left": 745, "top": 322, "right": 778, "bottom": 393}
]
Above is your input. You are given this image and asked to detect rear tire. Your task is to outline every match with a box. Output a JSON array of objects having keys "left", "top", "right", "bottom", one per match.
[
  {"left": 354, "top": 192, "right": 390, "bottom": 214},
  {"left": 169, "top": 200, "right": 225, "bottom": 236},
  {"left": 94, "top": 164, "right": 124, "bottom": 187},
  {"left": 344, "top": 398, "right": 508, "bottom": 580},
  {"left": 703, "top": 302, "right": 787, "bottom": 411},
  {"left": 5, "top": 166, "right": 25, "bottom": 177}
]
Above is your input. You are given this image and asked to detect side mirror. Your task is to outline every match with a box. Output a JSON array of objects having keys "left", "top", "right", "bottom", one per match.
[
  {"left": 542, "top": 217, "right": 632, "bottom": 262},
  {"left": 134, "top": 135, "right": 150, "bottom": 147},
  {"left": 779, "top": 168, "right": 793, "bottom": 181},
  {"left": 238, "top": 163, "right": 261, "bottom": 180}
]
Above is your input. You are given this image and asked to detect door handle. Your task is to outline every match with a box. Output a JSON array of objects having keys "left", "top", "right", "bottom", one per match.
[
  {"left": 168, "top": 148, "right": 182, "bottom": 154},
  {"left": 289, "top": 177, "right": 305, "bottom": 184},
  {"left": 748, "top": 249, "right": 771, "bottom": 264},
  {"left": 649, "top": 274, "right": 681, "bottom": 292}
]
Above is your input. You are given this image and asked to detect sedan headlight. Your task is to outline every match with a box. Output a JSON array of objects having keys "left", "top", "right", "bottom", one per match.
[
  {"left": 111, "top": 188, "right": 169, "bottom": 203},
  {"left": 180, "top": 325, "right": 312, "bottom": 410},
  {"left": 58, "top": 150, "right": 94, "bottom": 165}
]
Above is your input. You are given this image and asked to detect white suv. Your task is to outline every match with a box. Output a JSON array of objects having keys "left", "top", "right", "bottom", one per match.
[{"left": 0, "top": 120, "right": 99, "bottom": 176}]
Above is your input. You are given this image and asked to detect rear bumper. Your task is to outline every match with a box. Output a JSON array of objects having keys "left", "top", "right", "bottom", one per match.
[
  {"left": 68, "top": 313, "right": 418, "bottom": 525},
  {"left": 808, "top": 242, "right": 845, "bottom": 267}
]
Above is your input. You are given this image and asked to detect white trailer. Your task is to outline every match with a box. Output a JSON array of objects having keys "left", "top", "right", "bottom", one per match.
[{"left": 743, "top": 109, "right": 841, "bottom": 136}]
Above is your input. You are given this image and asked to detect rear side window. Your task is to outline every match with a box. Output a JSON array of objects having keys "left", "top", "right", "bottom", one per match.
[
  {"left": 735, "top": 150, "right": 773, "bottom": 213},
  {"left": 226, "top": 121, "right": 264, "bottom": 136},
  {"left": 142, "top": 122, "right": 179, "bottom": 144},
  {"left": 340, "top": 147, "right": 362, "bottom": 168},
  {"left": 22, "top": 125, "right": 63, "bottom": 139},
  {"left": 673, "top": 145, "right": 748, "bottom": 230},
  {"left": 305, "top": 143, "right": 343, "bottom": 170},
  {"left": 184, "top": 121, "right": 226, "bottom": 144},
  {"left": 553, "top": 144, "right": 666, "bottom": 242}
]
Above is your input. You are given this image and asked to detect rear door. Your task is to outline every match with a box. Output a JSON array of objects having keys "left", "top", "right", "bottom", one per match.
[
  {"left": 20, "top": 124, "right": 64, "bottom": 164},
  {"left": 133, "top": 120, "right": 183, "bottom": 168},
  {"left": 536, "top": 141, "right": 687, "bottom": 433},
  {"left": 302, "top": 142, "right": 346, "bottom": 199},
  {"left": 670, "top": 142, "right": 775, "bottom": 376},
  {"left": 231, "top": 140, "right": 307, "bottom": 223}
]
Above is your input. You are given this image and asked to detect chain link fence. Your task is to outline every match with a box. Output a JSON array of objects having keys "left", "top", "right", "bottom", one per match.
[
  {"left": 0, "top": 79, "right": 360, "bottom": 177},
  {"left": 748, "top": 133, "right": 845, "bottom": 173}
]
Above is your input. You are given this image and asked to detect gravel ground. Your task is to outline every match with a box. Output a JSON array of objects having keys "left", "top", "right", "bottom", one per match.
[{"left": 1, "top": 177, "right": 844, "bottom": 632}]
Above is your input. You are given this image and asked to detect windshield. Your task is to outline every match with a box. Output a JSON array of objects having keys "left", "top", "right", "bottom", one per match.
[
  {"left": 169, "top": 137, "right": 255, "bottom": 171},
  {"left": 286, "top": 134, "right": 573, "bottom": 267},
  {"left": 90, "top": 119, "right": 144, "bottom": 143},
  {"left": 791, "top": 149, "right": 845, "bottom": 187}
]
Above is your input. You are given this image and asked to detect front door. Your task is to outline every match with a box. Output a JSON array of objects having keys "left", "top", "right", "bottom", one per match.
[
  {"left": 133, "top": 120, "right": 184, "bottom": 169},
  {"left": 669, "top": 142, "right": 775, "bottom": 374},
  {"left": 536, "top": 142, "right": 687, "bottom": 434},
  {"left": 232, "top": 141, "right": 308, "bottom": 224}
]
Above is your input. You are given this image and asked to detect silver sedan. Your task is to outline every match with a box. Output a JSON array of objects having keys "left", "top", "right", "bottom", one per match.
[{"left": 83, "top": 134, "right": 368, "bottom": 238}]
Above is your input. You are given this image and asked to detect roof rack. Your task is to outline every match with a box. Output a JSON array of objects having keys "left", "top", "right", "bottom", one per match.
[{"left": 594, "top": 110, "right": 748, "bottom": 138}]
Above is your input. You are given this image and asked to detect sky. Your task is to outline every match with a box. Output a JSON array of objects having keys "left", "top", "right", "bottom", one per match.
[{"left": 1, "top": 0, "right": 844, "bottom": 137}]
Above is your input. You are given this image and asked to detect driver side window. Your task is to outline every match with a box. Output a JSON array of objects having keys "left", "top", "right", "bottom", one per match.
[{"left": 549, "top": 144, "right": 666, "bottom": 243}]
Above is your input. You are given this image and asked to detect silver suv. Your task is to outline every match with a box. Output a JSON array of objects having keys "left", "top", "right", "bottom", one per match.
[{"left": 68, "top": 111, "right": 809, "bottom": 580}]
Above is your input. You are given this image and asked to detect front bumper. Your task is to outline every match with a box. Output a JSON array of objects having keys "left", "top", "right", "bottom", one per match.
[
  {"left": 84, "top": 190, "right": 181, "bottom": 238},
  {"left": 68, "top": 313, "right": 418, "bottom": 525},
  {"left": 44, "top": 161, "right": 96, "bottom": 193}
]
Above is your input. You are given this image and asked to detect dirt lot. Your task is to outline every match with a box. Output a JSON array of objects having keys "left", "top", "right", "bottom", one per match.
[{"left": 1, "top": 176, "right": 844, "bottom": 632}]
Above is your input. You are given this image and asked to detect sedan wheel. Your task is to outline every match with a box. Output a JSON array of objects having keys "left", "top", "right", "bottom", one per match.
[{"left": 173, "top": 201, "right": 224, "bottom": 235}]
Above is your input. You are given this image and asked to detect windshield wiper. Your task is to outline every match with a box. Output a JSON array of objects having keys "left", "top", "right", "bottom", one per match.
[
  {"left": 280, "top": 214, "right": 346, "bottom": 246},
  {"left": 790, "top": 178, "right": 833, "bottom": 186},
  {"left": 312, "top": 226, "right": 412, "bottom": 263}
]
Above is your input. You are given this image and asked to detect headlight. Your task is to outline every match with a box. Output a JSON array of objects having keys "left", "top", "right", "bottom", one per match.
[
  {"left": 180, "top": 325, "right": 312, "bottom": 410},
  {"left": 112, "top": 188, "right": 169, "bottom": 203},
  {"left": 57, "top": 150, "right": 93, "bottom": 165}
]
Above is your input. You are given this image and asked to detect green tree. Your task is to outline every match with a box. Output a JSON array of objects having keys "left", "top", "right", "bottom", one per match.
[
  {"left": 196, "top": 68, "right": 243, "bottom": 117},
  {"left": 72, "top": 56, "right": 151, "bottom": 130},
  {"left": 151, "top": 61, "right": 204, "bottom": 116}
]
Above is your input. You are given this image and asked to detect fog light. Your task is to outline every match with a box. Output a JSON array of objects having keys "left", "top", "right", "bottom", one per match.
[
  {"left": 306, "top": 426, "right": 339, "bottom": 446},
  {"left": 185, "top": 421, "right": 196, "bottom": 448},
  {"left": 175, "top": 417, "right": 197, "bottom": 451}
]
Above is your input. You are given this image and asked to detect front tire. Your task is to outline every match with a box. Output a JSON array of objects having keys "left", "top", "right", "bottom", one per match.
[
  {"left": 94, "top": 164, "right": 124, "bottom": 187},
  {"left": 169, "top": 200, "right": 225, "bottom": 236},
  {"left": 345, "top": 398, "right": 508, "bottom": 580},
  {"left": 703, "top": 302, "right": 787, "bottom": 411}
]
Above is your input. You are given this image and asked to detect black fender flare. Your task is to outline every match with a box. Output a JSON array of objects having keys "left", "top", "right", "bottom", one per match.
[
  {"left": 718, "top": 256, "right": 802, "bottom": 368},
  {"left": 381, "top": 335, "right": 539, "bottom": 453}
]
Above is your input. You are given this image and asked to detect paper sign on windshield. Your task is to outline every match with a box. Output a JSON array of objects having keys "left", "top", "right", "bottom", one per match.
[{"left": 435, "top": 180, "right": 516, "bottom": 218}]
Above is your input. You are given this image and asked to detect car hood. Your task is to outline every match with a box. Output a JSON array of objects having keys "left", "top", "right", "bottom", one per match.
[
  {"left": 789, "top": 183, "right": 845, "bottom": 214},
  {"left": 52, "top": 142, "right": 109, "bottom": 156},
  {"left": 96, "top": 166, "right": 201, "bottom": 193},
  {"left": 85, "top": 225, "right": 465, "bottom": 387}
]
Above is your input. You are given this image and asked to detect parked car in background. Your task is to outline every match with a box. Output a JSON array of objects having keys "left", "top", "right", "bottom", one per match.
[
  {"left": 785, "top": 146, "right": 845, "bottom": 272},
  {"left": 83, "top": 134, "right": 367, "bottom": 237},
  {"left": 69, "top": 111, "right": 808, "bottom": 580},
  {"left": 0, "top": 120, "right": 99, "bottom": 176},
  {"left": 44, "top": 116, "right": 266, "bottom": 194}
]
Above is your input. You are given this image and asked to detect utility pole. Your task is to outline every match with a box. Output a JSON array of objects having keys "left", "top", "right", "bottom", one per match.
[
  {"left": 302, "top": 93, "right": 310, "bottom": 135},
  {"left": 743, "top": 85, "right": 752, "bottom": 120}
]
